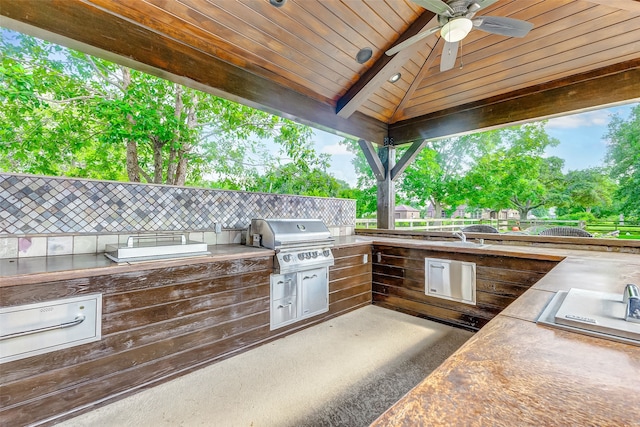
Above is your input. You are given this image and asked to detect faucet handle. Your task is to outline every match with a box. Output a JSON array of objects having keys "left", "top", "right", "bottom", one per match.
[
  {"left": 623, "top": 284, "right": 640, "bottom": 323},
  {"left": 623, "top": 283, "right": 639, "bottom": 303}
]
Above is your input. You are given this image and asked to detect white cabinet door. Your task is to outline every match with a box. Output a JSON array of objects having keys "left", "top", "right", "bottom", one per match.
[
  {"left": 270, "top": 273, "right": 298, "bottom": 329},
  {"left": 425, "top": 258, "right": 476, "bottom": 305},
  {"left": 426, "top": 259, "right": 451, "bottom": 297},
  {"left": 300, "top": 267, "right": 329, "bottom": 317}
]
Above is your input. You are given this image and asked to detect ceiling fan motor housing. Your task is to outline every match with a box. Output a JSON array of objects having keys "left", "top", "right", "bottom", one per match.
[{"left": 439, "top": 0, "right": 476, "bottom": 24}]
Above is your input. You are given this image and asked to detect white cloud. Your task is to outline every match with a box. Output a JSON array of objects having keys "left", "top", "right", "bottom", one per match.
[
  {"left": 546, "top": 110, "right": 611, "bottom": 129},
  {"left": 321, "top": 143, "right": 351, "bottom": 155}
]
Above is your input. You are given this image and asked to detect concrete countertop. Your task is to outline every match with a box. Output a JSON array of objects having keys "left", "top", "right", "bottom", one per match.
[{"left": 0, "top": 244, "right": 275, "bottom": 287}]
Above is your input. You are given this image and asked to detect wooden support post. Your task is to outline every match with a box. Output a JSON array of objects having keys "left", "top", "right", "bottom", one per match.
[
  {"left": 359, "top": 139, "right": 426, "bottom": 230},
  {"left": 378, "top": 144, "right": 396, "bottom": 230}
]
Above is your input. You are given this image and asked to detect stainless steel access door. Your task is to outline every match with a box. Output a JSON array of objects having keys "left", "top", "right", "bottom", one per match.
[{"left": 301, "top": 267, "right": 329, "bottom": 317}]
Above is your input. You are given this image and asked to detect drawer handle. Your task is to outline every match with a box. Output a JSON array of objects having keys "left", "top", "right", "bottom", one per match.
[
  {"left": 0, "top": 314, "right": 86, "bottom": 341},
  {"left": 277, "top": 302, "right": 293, "bottom": 309},
  {"left": 430, "top": 265, "right": 445, "bottom": 269}
]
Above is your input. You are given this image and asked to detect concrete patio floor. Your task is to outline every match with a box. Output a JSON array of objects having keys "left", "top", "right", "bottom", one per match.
[{"left": 57, "top": 305, "right": 474, "bottom": 426}]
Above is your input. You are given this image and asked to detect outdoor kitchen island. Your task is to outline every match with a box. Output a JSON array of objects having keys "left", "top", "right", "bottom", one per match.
[
  {"left": 365, "top": 237, "right": 640, "bottom": 426},
  {"left": 1, "top": 237, "right": 639, "bottom": 425}
]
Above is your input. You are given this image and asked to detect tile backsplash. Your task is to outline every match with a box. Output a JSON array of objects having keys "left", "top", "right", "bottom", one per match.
[{"left": 0, "top": 173, "right": 356, "bottom": 259}]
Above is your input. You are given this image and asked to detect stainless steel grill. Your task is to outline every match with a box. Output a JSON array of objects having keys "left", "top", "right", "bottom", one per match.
[
  {"left": 247, "top": 218, "right": 335, "bottom": 330},
  {"left": 247, "top": 218, "right": 335, "bottom": 274}
]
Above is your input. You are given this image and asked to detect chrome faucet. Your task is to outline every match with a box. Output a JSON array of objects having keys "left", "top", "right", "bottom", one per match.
[
  {"left": 623, "top": 284, "right": 640, "bottom": 323},
  {"left": 453, "top": 230, "right": 466, "bottom": 243}
]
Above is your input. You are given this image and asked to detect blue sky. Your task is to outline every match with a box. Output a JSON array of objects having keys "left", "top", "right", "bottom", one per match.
[{"left": 313, "top": 101, "right": 639, "bottom": 186}]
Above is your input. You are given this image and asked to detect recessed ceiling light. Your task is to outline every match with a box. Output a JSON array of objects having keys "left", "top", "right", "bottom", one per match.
[
  {"left": 356, "top": 47, "right": 373, "bottom": 64},
  {"left": 389, "top": 73, "right": 401, "bottom": 83},
  {"left": 269, "top": 0, "right": 286, "bottom": 7}
]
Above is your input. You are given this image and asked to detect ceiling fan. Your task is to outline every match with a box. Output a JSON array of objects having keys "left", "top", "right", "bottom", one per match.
[{"left": 386, "top": 0, "right": 534, "bottom": 71}]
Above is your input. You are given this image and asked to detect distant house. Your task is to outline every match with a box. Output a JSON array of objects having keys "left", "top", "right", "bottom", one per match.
[
  {"left": 424, "top": 202, "right": 466, "bottom": 219},
  {"left": 395, "top": 205, "right": 421, "bottom": 219},
  {"left": 484, "top": 209, "right": 520, "bottom": 220},
  {"left": 424, "top": 202, "right": 520, "bottom": 220}
]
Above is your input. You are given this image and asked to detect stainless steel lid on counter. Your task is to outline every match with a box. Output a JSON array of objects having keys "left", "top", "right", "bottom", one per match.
[{"left": 104, "top": 234, "right": 210, "bottom": 264}]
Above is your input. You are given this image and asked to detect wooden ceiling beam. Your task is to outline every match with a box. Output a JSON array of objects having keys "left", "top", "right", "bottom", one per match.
[
  {"left": 388, "top": 58, "right": 640, "bottom": 144},
  {"left": 390, "top": 37, "right": 443, "bottom": 123},
  {"left": 579, "top": 0, "right": 640, "bottom": 13},
  {"left": 336, "top": 10, "right": 438, "bottom": 119},
  {"left": 0, "top": 0, "right": 388, "bottom": 143}
]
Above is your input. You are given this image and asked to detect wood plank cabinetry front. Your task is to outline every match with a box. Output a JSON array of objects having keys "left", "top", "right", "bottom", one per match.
[
  {"left": 372, "top": 245, "right": 559, "bottom": 330},
  {"left": 0, "top": 244, "right": 372, "bottom": 426}
]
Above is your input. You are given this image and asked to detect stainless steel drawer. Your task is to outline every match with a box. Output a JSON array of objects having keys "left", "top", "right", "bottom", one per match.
[{"left": 0, "top": 294, "right": 102, "bottom": 364}]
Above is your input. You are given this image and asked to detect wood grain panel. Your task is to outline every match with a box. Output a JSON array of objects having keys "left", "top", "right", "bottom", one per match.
[
  {"left": 404, "top": 5, "right": 640, "bottom": 118},
  {"left": 0, "top": 245, "right": 372, "bottom": 426},
  {"left": 371, "top": 244, "right": 558, "bottom": 330}
]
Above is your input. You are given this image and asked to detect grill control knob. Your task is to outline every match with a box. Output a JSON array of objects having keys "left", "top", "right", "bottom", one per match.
[
  {"left": 283, "top": 254, "right": 292, "bottom": 262},
  {"left": 323, "top": 249, "right": 331, "bottom": 257},
  {"left": 311, "top": 251, "right": 318, "bottom": 258},
  {"left": 298, "top": 253, "right": 305, "bottom": 261}
]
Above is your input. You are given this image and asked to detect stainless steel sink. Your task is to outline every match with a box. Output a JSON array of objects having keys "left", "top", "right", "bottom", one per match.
[
  {"left": 104, "top": 234, "right": 210, "bottom": 263},
  {"left": 537, "top": 288, "right": 640, "bottom": 346},
  {"left": 428, "top": 241, "right": 488, "bottom": 249}
]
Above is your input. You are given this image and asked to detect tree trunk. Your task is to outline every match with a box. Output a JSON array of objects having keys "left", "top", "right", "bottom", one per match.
[
  {"left": 171, "top": 92, "right": 198, "bottom": 186},
  {"left": 126, "top": 140, "right": 140, "bottom": 182},
  {"left": 152, "top": 136, "right": 165, "bottom": 184},
  {"left": 121, "top": 67, "right": 141, "bottom": 182},
  {"left": 167, "top": 85, "right": 184, "bottom": 184}
]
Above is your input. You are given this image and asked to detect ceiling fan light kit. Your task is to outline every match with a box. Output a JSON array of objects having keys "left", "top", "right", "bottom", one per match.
[
  {"left": 386, "top": 0, "right": 533, "bottom": 71},
  {"left": 441, "top": 17, "right": 473, "bottom": 42}
]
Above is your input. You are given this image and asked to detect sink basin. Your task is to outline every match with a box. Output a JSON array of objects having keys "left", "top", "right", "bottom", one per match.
[
  {"left": 428, "top": 241, "right": 488, "bottom": 249},
  {"left": 537, "top": 288, "right": 640, "bottom": 346},
  {"left": 104, "top": 234, "right": 210, "bottom": 263}
]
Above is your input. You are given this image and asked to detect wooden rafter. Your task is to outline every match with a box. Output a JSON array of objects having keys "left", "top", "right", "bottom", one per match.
[
  {"left": 390, "top": 37, "right": 444, "bottom": 123},
  {"left": 389, "top": 58, "right": 640, "bottom": 144},
  {"left": 336, "top": 11, "right": 438, "bottom": 119},
  {"left": 0, "top": 1, "right": 388, "bottom": 143}
]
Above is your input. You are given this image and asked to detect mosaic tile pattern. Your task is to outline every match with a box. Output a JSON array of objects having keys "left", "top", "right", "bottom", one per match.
[{"left": 0, "top": 174, "right": 356, "bottom": 235}]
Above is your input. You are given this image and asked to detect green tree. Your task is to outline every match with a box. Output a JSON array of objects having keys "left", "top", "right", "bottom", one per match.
[
  {"left": 563, "top": 168, "right": 616, "bottom": 214},
  {"left": 605, "top": 104, "right": 640, "bottom": 217},
  {"left": 249, "top": 135, "right": 348, "bottom": 196},
  {"left": 400, "top": 135, "right": 488, "bottom": 218},
  {"left": 339, "top": 138, "right": 381, "bottom": 217},
  {"left": 0, "top": 30, "right": 312, "bottom": 187},
  {"left": 464, "top": 123, "right": 565, "bottom": 219}
]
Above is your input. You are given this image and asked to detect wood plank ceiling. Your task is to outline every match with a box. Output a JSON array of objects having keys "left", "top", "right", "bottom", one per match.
[{"left": 1, "top": 0, "right": 640, "bottom": 145}]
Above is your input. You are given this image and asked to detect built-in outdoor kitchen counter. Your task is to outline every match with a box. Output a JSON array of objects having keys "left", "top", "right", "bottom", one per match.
[
  {"left": 359, "top": 233, "right": 640, "bottom": 426},
  {"left": 0, "top": 239, "right": 373, "bottom": 426},
  {"left": 2, "top": 234, "right": 640, "bottom": 425}
]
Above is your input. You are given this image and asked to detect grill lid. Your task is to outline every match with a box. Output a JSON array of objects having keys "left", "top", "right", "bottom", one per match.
[{"left": 248, "top": 218, "right": 334, "bottom": 250}]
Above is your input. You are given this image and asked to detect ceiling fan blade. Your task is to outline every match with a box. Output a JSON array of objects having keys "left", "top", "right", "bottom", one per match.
[
  {"left": 466, "top": 0, "right": 498, "bottom": 16},
  {"left": 412, "top": 0, "right": 454, "bottom": 16},
  {"left": 473, "top": 0, "right": 499, "bottom": 11},
  {"left": 473, "top": 16, "right": 534, "bottom": 38},
  {"left": 386, "top": 26, "right": 441, "bottom": 56},
  {"left": 440, "top": 41, "right": 459, "bottom": 72}
]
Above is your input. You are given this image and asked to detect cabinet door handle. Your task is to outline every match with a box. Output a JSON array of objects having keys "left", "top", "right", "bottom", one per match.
[
  {"left": 277, "top": 302, "right": 293, "bottom": 309},
  {"left": 430, "top": 265, "right": 445, "bottom": 269},
  {"left": 302, "top": 274, "right": 317, "bottom": 280},
  {"left": 0, "top": 314, "right": 86, "bottom": 341}
]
